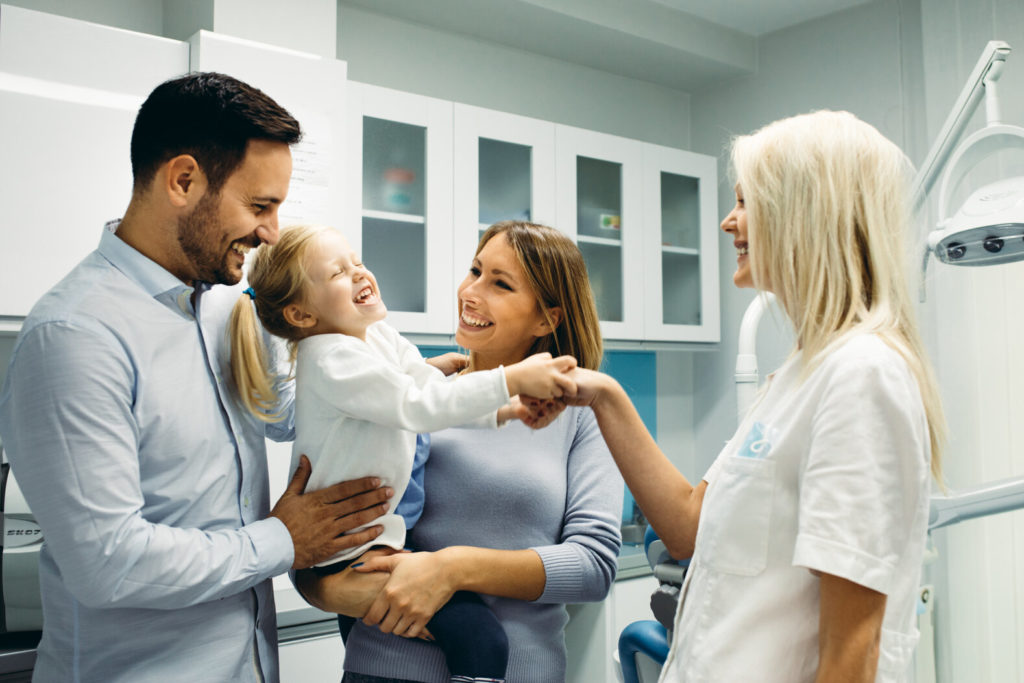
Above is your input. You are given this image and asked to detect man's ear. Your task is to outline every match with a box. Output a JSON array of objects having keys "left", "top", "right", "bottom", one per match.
[
  {"left": 162, "top": 154, "right": 205, "bottom": 208},
  {"left": 283, "top": 302, "right": 317, "bottom": 330},
  {"left": 531, "top": 306, "right": 563, "bottom": 338}
]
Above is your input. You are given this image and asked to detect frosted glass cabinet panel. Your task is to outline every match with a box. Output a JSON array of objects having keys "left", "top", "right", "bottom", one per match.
[
  {"left": 346, "top": 82, "right": 454, "bottom": 334},
  {"left": 478, "top": 138, "right": 532, "bottom": 225},
  {"left": 555, "top": 125, "right": 645, "bottom": 340},
  {"left": 453, "top": 105, "right": 556, "bottom": 316},
  {"left": 642, "top": 144, "right": 720, "bottom": 342}
]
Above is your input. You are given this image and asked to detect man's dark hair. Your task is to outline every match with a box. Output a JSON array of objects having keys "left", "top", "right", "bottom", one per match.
[{"left": 130, "top": 71, "right": 302, "bottom": 194}]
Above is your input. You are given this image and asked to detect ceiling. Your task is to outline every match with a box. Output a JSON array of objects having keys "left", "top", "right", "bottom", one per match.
[
  {"left": 340, "top": 0, "right": 875, "bottom": 92},
  {"left": 650, "top": 0, "right": 874, "bottom": 37}
]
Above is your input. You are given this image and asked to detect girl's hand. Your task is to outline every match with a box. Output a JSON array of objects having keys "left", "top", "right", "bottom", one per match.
[
  {"left": 516, "top": 395, "right": 567, "bottom": 429},
  {"left": 496, "top": 397, "right": 521, "bottom": 426},
  {"left": 425, "top": 352, "right": 469, "bottom": 377},
  {"left": 354, "top": 550, "right": 456, "bottom": 640},
  {"left": 505, "top": 352, "right": 577, "bottom": 399}
]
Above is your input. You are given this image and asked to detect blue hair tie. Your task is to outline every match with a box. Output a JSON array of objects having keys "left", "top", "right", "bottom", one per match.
[{"left": 243, "top": 287, "right": 256, "bottom": 300}]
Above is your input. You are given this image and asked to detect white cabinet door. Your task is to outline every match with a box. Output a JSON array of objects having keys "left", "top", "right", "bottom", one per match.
[
  {"left": 641, "top": 143, "right": 720, "bottom": 342},
  {"left": 0, "top": 5, "right": 188, "bottom": 317},
  {"left": 453, "top": 104, "right": 556, "bottom": 309},
  {"left": 346, "top": 82, "right": 454, "bottom": 335},
  {"left": 555, "top": 125, "right": 646, "bottom": 341}
]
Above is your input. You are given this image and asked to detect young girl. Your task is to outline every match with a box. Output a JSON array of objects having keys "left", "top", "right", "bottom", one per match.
[
  {"left": 229, "top": 224, "right": 576, "bottom": 683},
  {"left": 553, "top": 111, "right": 946, "bottom": 682}
]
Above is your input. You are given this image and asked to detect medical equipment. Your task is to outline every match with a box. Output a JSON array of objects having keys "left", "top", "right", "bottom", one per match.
[
  {"left": 0, "top": 442, "right": 42, "bottom": 635},
  {"left": 914, "top": 41, "right": 1024, "bottom": 287}
]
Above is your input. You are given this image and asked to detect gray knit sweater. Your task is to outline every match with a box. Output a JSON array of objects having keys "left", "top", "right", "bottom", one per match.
[{"left": 342, "top": 406, "right": 624, "bottom": 682}]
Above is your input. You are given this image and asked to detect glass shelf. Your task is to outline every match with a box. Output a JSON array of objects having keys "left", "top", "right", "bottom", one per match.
[
  {"left": 578, "top": 234, "right": 622, "bottom": 247},
  {"left": 362, "top": 209, "right": 425, "bottom": 224},
  {"left": 661, "top": 245, "right": 699, "bottom": 256}
]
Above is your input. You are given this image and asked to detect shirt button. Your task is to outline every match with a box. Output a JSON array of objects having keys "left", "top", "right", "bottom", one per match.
[{"left": 244, "top": 496, "right": 250, "bottom": 507}]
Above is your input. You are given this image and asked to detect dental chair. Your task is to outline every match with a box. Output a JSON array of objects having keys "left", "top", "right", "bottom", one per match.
[{"left": 617, "top": 526, "right": 687, "bottom": 683}]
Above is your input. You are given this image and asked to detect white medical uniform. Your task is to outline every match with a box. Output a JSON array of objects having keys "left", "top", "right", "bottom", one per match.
[{"left": 660, "top": 333, "right": 931, "bottom": 682}]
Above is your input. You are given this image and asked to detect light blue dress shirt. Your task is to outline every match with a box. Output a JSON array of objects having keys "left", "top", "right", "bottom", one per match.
[{"left": 0, "top": 224, "right": 296, "bottom": 682}]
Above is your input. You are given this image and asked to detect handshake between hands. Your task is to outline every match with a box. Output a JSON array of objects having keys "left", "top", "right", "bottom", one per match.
[{"left": 427, "top": 350, "right": 604, "bottom": 430}]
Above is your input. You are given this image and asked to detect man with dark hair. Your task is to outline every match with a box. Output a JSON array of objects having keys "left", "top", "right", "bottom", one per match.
[{"left": 0, "top": 72, "right": 389, "bottom": 682}]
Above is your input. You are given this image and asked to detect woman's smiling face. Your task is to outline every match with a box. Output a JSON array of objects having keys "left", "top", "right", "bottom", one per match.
[
  {"left": 721, "top": 184, "right": 753, "bottom": 289},
  {"left": 456, "top": 233, "right": 550, "bottom": 369}
]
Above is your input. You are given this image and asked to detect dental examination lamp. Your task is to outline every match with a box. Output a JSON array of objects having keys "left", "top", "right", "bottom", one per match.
[{"left": 912, "top": 41, "right": 1024, "bottom": 283}]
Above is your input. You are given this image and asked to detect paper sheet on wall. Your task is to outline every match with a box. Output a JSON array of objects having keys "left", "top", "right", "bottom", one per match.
[{"left": 280, "top": 107, "right": 334, "bottom": 227}]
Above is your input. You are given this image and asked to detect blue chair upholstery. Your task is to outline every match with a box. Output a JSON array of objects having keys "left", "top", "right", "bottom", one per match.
[
  {"left": 618, "top": 527, "right": 689, "bottom": 682},
  {"left": 618, "top": 620, "right": 669, "bottom": 683}
]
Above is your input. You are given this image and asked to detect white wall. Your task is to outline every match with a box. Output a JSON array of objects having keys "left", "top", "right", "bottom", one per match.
[
  {"left": 917, "top": 1, "right": 1024, "bottom": 681},
  {"left": 1, "top": 0, "right": 162, "bottom": 34},
  {"left": 336, "top": 5, "right": 692, "bottom": 150}
]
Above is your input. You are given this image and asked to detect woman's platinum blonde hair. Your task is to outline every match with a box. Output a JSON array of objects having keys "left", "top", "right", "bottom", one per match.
[{"left": 732, "top": 110, "right": 946, "bottom": 481}]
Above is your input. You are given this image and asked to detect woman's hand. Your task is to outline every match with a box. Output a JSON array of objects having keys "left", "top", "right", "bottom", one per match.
[
  {"left": 558, "top": 367, "right": 613, "bottom": 408},
  {"left": 425, "top": 352, "right": 469, "bottom": 376},
  {"left": 354, "top": 549, "right": 457, "bottom": 639}
]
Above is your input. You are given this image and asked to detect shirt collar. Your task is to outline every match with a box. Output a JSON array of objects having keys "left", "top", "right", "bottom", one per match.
[{"left": 97, "top": 220, "right": 210, "bottom": 317}]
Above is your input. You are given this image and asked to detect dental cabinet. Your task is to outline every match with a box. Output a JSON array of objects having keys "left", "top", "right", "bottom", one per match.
[
  {"left": 350, "top": 83, "right": 720, "bottom": 344},
  {"left": 345, "top": 82, "right": 455, "bottom": 335}
]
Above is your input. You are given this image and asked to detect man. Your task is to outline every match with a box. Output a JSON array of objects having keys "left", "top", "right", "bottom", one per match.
[{"left": 0, "top": 72, "right": 390, "bottom": 682}]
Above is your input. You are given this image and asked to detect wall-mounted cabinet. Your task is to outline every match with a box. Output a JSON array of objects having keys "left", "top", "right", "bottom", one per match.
[
  {"left": 348, "top": 86, "right": 720, "bottom": 343},
  {"left": 641, "top": 143, "right": 719, "bottom": 342},
  {"left": 345, "top": 82, "right": 454, "bottom": 335},
  {"left": 555, "top": 125, "right": 646, "bottom": 340}
]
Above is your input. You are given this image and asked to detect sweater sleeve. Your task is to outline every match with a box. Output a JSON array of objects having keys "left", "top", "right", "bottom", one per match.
[
  {"left": 533, "top": 408, "right": 623, "bottom": 603},
  {"left": 307, "top": 335, "right": 510, "bottom": 433}
]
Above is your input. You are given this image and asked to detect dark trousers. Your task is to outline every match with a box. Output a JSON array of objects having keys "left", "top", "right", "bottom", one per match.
[{"left": 338, "top": 590, "right": 508, "bottom": 680}]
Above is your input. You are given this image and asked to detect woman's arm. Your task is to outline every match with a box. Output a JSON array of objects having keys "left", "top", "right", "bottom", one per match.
[
  {"left": 816, "top": 572, "right": 886, "bottom": 682},
  {"left": 563, "top": 368, "right": 706, "bottom": 559}
]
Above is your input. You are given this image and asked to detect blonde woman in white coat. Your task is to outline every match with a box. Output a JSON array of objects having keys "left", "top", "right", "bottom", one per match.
[{"left": 547, "top": 110, "right": 946, "bottom": 683}]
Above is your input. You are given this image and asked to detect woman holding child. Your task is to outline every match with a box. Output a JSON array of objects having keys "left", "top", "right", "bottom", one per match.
[{"left": 295, "top": 220, "right": 624, "bottom": 683}]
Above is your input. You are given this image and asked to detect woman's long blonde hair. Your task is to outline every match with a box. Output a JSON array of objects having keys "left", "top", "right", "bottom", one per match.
[
  {"left": 732, "top": 110, "right": 946, "bottom": 480},
  {"left": 470, "top": 221, "right": 603, "bottom": 371},
  {"left": 229, "top": 224, "right": 326, "bottom": 421}
]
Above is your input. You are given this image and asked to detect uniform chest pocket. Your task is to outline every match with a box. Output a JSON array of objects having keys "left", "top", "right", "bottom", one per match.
[{"left": 697, "top": 456, "right": 776, "bottom": 576}]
